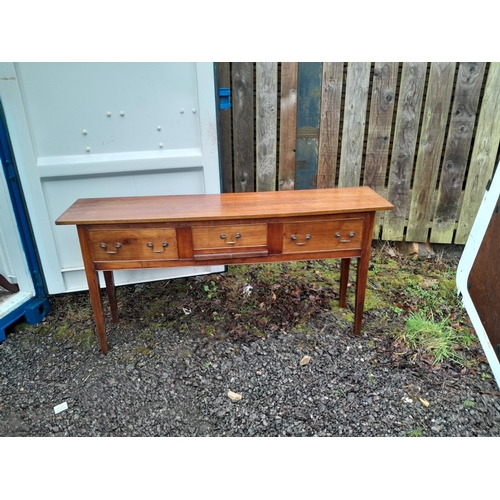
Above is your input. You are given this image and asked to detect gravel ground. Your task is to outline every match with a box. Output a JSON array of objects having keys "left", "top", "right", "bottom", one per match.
[{"left": 1, "top": 244, "right": 500, "bottom": 437}]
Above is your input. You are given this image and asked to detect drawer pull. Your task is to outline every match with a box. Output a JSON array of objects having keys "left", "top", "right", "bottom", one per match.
[
  {"left": 147, "top": 242, "right": 169, "bottom": 253},
  {"left": 291, "top": 234, "right": 311, "bottom": 246},
  {"left": 220, "top": 233, "right": 241, "bottom": 245},
  {"left": 100, "top": 242, "right": 122, "bottom": 254},
  {"left": 335, "top": 231, "right": 356, "bottom": 243}
]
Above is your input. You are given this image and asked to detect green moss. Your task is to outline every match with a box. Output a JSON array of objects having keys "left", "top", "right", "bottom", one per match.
[
  {"left": 363, "top": 289, "right": 387, "bottom": 311},
  {"left": 134, "top": 346, "right": 154, "bottom": 355},
  {"left": 329, "top": 301, "right": 354, "bottom": 323},
  {"left": 54, "top": 322, "right": 95, "bottom": 347}
]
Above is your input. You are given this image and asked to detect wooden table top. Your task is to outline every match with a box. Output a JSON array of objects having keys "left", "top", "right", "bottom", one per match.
[{"left": 56, "top": 187, "right": 394, "bottom": 225}]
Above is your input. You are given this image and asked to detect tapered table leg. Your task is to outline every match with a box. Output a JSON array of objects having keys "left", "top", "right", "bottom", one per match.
[
  {"left": 354, "top": 256, "right": 370, "bottom": 336},
  {"left": 353, "top": 212, "right": 375, "bottom": 336},
  {"left": 104, "top": 271, "right": 118, "bottom": 324},
  {"left": 77, "top": 226, "right": 109, "bottom": 354},
  {"left": 339, "top": 258, "right": 351, "bottom": 308}
]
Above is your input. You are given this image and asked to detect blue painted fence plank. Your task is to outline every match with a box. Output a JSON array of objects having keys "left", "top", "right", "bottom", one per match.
[{"left": 295, "top": 62, "right": 322, "bottom": 189}]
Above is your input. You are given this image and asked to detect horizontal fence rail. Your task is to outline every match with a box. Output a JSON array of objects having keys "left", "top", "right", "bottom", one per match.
[{"left": 217, "top": 62, "right": 500, "bottom": 244}]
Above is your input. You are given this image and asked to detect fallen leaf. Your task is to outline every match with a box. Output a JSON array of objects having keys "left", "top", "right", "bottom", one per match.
[
  {"left": 300, "top": 355, "right": 312, "bottom": 366},
  {"left": 386, "top": 247, "right": 397, "bottom": 257},
  {"left": 419, "top": 397, "right": 430, "bottom": 408},
  {"left": 228, "top": 391, "right": 242, "bottom": 402}
]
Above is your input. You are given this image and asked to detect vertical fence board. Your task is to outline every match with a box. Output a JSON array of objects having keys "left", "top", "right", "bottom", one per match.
[
  {"left": 317, "top": 62, "right": 343, "bottom": 188},
  {"left": 406, "top": 62, "right": 456, "bottom": 242},
  {"left": 431, "top": 62, "right": 486, "bottom": 243},
  {"left": 382, "top": 62, "right": 426, "bottom": 241},
  {"left": 456, "top": 62, "right": 500, "bottom": 243},
  {"left": 232, "top": 62, "right": 254, "bottom": 192},
  {"left": 256, "top": 62, "right": 278, "bottom": 191},
  {"left": 363, "top": 62, "right": 398, "bottom": 237},
  {"left": 295, "top": 62, "right": 322, "bottom": 190},
  {"left": 217, "top": 63, "right": 233, "bottom": 193},
  {"left": 279, "top": 62, "right": 298, "bottom": 190},
  {"left": 338, "top": 62, "right": 370, "bottom": 187}
]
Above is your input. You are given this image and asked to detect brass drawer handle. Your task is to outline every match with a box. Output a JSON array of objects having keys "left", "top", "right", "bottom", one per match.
[
  {"left": 147, "top": 242, "right": 169, "bottom": 253},
  {"left": 291, "top": 234, "right": 311, "bottom": 246},
  {"left": 220, "top": 233, "right": 241, "bottom": 245},
  {"left": 100, "top": 242, "right": 122, "bottom": 254},
  {"left": 335, "top": 231, "right": 356, "bottom": 243}
]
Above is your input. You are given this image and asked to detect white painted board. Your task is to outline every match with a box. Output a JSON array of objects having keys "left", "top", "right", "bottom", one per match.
[{"left": 0, "top": 63, "right": 223, "bottom": 294}]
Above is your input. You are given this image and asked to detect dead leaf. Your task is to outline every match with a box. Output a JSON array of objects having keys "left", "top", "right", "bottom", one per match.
[
  {"left": 419, "top": 397, "right": 430, "bottom": 408},
  {"left": 386, "top": 247, "right": 397, "bottom": 257},
  {"left": 300, "top": 355, "right": 312, "bottom": 366},
  {"left": 271, "top": 291, "right": 276, "bottom": 301},
  {"left": 228, "top": 391, "right": 242, "bottom": 402}
]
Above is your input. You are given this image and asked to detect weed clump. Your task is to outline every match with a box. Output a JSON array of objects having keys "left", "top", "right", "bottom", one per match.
[{"left": 397, "top": 311, "right": 473, "bottom": 365}]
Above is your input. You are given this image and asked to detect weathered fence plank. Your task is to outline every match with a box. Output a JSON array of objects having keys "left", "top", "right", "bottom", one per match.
[
  {"left": 363, "top": 62, "right": 398, "bottom": 237},
  {"left": 431, "top": 62, "right": 486, "bottom": 244},
  {"left": 406, "top": 62, "right": 456, "bottom": 242},
  {"left": 279, "top": 62, "right": 298, "bottom": 191},
  {"left": 317, "top": 62, "right": 344, "bottom": 189},
  {"left": 338, "top": 62, "right": 370, "bottom": 187},
  {"left": 456, "top": 62, "right": 500, "bottom": 244},
  {"left": 382, "top": 62, "right": 426, "bottom": 241},
  {"left": 295, "top": 62, "right": 322, "bottom": 189},
  {"left": 256, "top": 62, "right": 278, "bottom": 191},
  {"left": 232, "top": 62, "right": 254, "bottom": 192},
  {"left": 217, "top": 62, "right": 233, "bottom": 193}
]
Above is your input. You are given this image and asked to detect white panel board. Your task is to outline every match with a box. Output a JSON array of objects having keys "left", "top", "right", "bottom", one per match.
[{"left": 0, "top": 62, "right": 222, "bottom": 294}]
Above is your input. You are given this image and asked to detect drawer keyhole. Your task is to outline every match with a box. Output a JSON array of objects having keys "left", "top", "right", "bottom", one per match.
[
  {"left": 220, "top": 233, "right": 241, "bottom": 245},
  {"left": 100, "top": 242, "right": 122, "bottom": 254},
  {"left": 147, "top": 242, "right": 169, "bottom": 253},
  {"left": 291, "top": 234, "right": 311, "bottom": 246},
  {"left": 335, "top": 231, "right": 356, "bottom": 243}
]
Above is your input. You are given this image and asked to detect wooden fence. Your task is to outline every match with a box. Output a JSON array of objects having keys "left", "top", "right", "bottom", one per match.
[{"left": 216, "top": 62, "right": 500, "bottom": 244}]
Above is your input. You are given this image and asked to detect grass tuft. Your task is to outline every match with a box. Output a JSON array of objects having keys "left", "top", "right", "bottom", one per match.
[{"left": 397, "top": 311, "right": 467, "bottom": 365}]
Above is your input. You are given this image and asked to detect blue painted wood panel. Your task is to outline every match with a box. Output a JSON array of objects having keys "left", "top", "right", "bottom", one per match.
[{"left": 295, "top": 62, "right": 322, "bottom": 189}]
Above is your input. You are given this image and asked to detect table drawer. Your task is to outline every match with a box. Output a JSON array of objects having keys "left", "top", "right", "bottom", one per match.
[
  {"left": 283, "top": 219, "right": 364, "bottom": 253},
  {"left": 192, "top": 223, "right": 268, "bottom": 258},
  {"left": 89, "top": 228, "right": 178, "bottom": 261}
]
